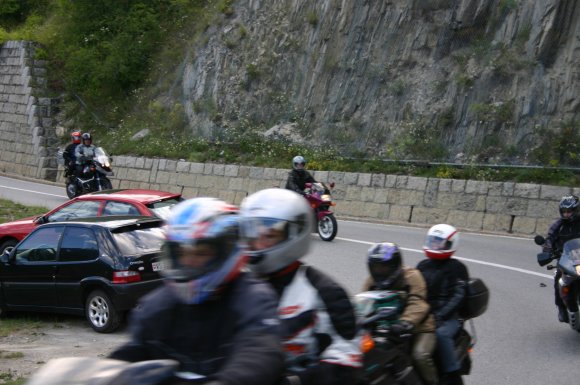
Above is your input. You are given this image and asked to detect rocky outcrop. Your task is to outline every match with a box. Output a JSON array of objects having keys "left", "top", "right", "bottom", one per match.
[{"left": 177, "top": 0, "right": 579, "bottom": 162}]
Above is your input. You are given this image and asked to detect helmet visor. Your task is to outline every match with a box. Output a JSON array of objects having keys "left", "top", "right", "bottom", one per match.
[
  {"left": 369, "top": 263, "right": 397, "bottom": 283},
  {"left": 425, "top": 235, "right": 450, "bottom": 251},
  {"left": 244, "top": 217, "right": 290, "bottom": 252}
]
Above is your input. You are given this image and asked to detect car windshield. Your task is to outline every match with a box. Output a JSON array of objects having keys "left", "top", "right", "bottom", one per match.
[
  {"left": 113, "top": 227, "right": 165, "bottom": 255},
  {"left": 147, "top": 198, "right": 182, "bottom": 220}
]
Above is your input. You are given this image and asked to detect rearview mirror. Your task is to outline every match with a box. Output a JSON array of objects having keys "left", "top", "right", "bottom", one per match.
[
  {"left": 33, "top": 216, "right": 46, "bottom": 225},
  {"left": 329, "top": 182, "right": 335, "bottom": 188},
  {"left": 1, "top": 249, "right": 10, "bottom": 263},
  {"left": 537, "top": 252, "right": 552, "bottom": 266},
  {"left": 534, "top": 235, "right": 546, "bottom": 246}
]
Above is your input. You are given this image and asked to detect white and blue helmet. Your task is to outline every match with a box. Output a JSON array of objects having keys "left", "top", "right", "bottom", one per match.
[{"left": 161, "top": 197, "right": 247, "bottom": 304}]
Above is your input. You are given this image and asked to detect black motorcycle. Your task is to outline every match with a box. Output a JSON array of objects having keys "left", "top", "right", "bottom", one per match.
[
  {"left": 535, "top": 235, "right": 580, "bottom": 332},
  {"left": 356, "top": 278, "right": 488, "bottom": 385},
  {"left": 63, "top": 147, "right": 114, "bottom": 199}
]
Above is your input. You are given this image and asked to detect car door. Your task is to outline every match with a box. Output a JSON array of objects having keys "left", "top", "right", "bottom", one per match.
[
  {"left": 56, "top": 226, "right": 102, "bottom": 310},
  {"left": 1, "top": 226, "right": 63, "bottom": 309}
]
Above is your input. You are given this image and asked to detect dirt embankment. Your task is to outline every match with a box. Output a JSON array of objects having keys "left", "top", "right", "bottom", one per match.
[{"left": 0, "top": 315, "right": 129, "bottom": 381}]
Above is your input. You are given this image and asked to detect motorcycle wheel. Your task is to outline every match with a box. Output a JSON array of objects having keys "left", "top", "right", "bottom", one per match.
[
  {"left": 66, "top": 183, "right": 78, "bottom": 199},
  {"left": 318, "top": 214, "right": 338, "bottom": 241}
]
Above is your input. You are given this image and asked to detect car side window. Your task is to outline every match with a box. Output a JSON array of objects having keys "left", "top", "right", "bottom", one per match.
[
  {"left": 103, "top": 201, "right": 140, "bottom": 216},
  {"left": 47, "top": 201, "right": 101, "bottom": 222},
  {"left": 60, "top": 227, "right": 99, "bottom": 262},
  {"left": 14, "top": 227, "right": 63, "bottom": 263}
]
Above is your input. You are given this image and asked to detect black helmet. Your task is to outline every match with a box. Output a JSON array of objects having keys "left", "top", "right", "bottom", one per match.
[
  {"left": 559, "top": 195, "right": 580, "bottom": 222},
  {"left": 367, "top": 242, "right": 403, "bottom": 290}
]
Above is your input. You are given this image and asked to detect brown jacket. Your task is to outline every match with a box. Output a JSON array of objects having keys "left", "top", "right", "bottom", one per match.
[{"left": 362, "top": 267, "right": 435, "bottom": 334}]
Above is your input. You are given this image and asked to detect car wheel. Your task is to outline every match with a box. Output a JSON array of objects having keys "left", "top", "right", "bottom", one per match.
[
  {"left": 0, "top": 239, "right": 17, "bottom": 255},
  {"left": 85, "top": 290, "right": 121, "bottom": 333}
]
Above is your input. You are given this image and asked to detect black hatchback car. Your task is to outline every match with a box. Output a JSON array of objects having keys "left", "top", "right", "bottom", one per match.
[{"left": 0, "top": 216, "right": 167, "bottom": 333}]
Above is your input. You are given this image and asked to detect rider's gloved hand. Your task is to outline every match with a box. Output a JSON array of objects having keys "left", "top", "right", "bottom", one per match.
[{"left": 390, "top": 320, "right": 413, "bottom": 336}]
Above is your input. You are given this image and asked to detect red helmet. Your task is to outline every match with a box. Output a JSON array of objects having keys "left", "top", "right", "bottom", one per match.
[
  {"left": 423, "top": 224, "right": 459, "bottom": 260},
  {"left": 71, "top": 131, "right": 81, "bottom": 144}
]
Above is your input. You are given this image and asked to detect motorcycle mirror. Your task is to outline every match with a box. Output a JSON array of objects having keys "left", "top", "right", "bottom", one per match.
[
  {"left": 534, "top": 235, "right": 546, "bottom": 246},
  {"left": 329, "top": 182, "right": 335, "bottom": 188},
  {"left": 537, "top": 252, "right": 552, "bottom": 266}
]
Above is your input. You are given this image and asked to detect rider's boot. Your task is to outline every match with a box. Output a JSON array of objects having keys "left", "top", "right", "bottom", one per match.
[
  {"left": 444, "top": 371, "right": 463, "bottom": 385},
  {"left": 558, "top": 305, "right": 569, "bottom": 323}
]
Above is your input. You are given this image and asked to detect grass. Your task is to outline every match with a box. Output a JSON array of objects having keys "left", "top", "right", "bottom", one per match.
[
  {"left": 0, "top": 316, "right": 45, "bottom": 338},
  {"left": 0, "top": 372, "right": 26, "bottom": 385},
  {"left": 0, "top": 199, "right": 48, "bottom": 224}
]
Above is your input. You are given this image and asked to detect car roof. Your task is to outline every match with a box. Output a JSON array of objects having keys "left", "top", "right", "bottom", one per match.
[
  {"left": 77, "top": 189, "right": 181, "bottom": 204},
  {"left": 40, "top": 216, "right": 165, "bottom": 230}
]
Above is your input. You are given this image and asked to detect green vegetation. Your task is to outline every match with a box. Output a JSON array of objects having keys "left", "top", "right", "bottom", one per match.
[
  {"left": 0, "top": 371, "right": 26, "bottom": 385},
  {"left": 0, "top": 199, "right": 48, "bottom": 224},
  {"left": 1, "top": 1, "right": 578, "bottom": 188}
]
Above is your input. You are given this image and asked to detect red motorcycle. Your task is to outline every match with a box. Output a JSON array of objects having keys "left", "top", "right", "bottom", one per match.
[{"left": 304, "top": 182, "right": 337, "bottom": 241}]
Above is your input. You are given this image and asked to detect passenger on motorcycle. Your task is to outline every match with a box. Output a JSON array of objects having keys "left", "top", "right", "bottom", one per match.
[
  {"left": 63, "top": 131, "right": 81, "bottom": 177},
  {"left": 417, "top": 224, "right": 468, "bottom": 385},
  {"left": 543, "top": 195, "right": 580, "bottom": 323},
  {"left": 240, "top": 188, "right": 362, "bottom": 385},
  {"left": 362, "top": 242, "right": 438, "bottom": 385},
  {"left": 74, "top": 132, "right": 98, "bottom": 176},
  {"left": 285, "top": 156, "right": 327, "bottom": 195},
  {"left": 108, "top": 197, "right": 285, "bottom": 385}
]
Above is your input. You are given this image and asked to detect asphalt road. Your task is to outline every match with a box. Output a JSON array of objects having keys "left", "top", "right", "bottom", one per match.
[{"left": 1, "top": 175, "right": 579, "bottom": 384}]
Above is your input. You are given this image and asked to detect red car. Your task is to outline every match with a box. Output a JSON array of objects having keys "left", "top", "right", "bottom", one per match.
[{"left": 0, "top": 189, "right": 182, "bottom": 254}]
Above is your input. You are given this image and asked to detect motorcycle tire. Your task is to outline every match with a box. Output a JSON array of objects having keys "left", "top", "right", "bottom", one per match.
[
  {"left": 318, "top": 213, "right": 338, "bottom": 242},
  {"left": 66, "top": 183, "right": 79, "bottom": 199},
  {"left": 101, "top": 178, "right": 113, "bottom": 190}
]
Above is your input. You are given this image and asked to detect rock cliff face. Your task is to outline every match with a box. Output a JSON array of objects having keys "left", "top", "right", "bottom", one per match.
[{"left": 178, "top": 0, "right": 578, "bottom": 161}]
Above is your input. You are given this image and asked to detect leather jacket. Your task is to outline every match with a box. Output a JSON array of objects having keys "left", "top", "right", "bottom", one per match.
[{"left": 416, "top": 258, "right": 469, "bottom": 323}]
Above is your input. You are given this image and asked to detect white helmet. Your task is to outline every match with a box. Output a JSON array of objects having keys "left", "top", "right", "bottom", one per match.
[
  {"left": 423, "top": 224, "right": 459, "bottom": 260},
  {"left": 292, "top": 155, "right": 306, "bottom": 169},
  {"left": 240, "top": 188, "right": 312, "bottom": 274}
]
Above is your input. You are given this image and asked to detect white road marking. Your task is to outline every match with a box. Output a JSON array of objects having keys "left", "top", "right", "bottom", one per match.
[
  {"left": 336, "top": 236, "right": 553, "bottom": 279},
  {"left": 0, "top": 184, "right": 66, "bottom": 198}
]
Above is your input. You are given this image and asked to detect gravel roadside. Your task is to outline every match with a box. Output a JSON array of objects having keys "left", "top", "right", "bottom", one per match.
[{"left": 0, "top": 314, "right": 130, "bottom": 381}]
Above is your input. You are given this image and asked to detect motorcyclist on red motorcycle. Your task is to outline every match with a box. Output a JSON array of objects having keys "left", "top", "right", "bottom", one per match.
[{"left": 285, "top": 156, "right": 328, "bottom": 195}]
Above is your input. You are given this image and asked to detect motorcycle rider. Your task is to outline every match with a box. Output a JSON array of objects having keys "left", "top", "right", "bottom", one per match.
[
  {"left": 285, "top": 156, "right": 325, "bottom": 195},
  {"left": 362, "top": 242, "right": 438, "bottom": 385},
  {"left": 240, "top": 188, "right": 362, "bottom": 385},
  {"left": 74, "top": 132, "right": 97, "bottom": 176},
  {"left": 542, "top": 195, "right": 580, "bottom": 323},
  {"left": 416, "top": 224, "right": 468, "bottom": 385},
  {"left": 109, "top": 197, "right": 285, "bottom": 385},
  {"left": 62, "top": 130, "right": 81, "bottom": 178}
]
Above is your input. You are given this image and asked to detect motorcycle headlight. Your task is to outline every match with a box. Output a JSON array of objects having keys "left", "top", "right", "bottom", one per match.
[
  {"left": 103, "top": 161, "right": 110, "bottom": 168},
  {"left": 321, "top": 194, "right": 331, "bottom": 202},
  {"left": 575, "top": 265, "right": 580, "bottom": 275}
]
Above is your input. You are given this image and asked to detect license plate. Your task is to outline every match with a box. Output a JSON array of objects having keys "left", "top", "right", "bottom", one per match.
[{"left": 152, "top": 261, "right": 167, "bottom": 271}]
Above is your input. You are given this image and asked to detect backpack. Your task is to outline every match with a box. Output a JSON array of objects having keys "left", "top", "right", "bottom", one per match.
[{"left": 458, "top": 278, "right": 489, "bottom": 320}]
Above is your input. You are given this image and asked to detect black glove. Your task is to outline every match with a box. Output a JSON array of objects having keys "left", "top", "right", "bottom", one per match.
[{"left": 390, "top": 320, "right": 414, "bottom": 336}]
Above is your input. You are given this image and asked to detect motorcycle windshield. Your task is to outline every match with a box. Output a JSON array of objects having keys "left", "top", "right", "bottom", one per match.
[
  {"left": 557, "top": 239, "right": 580, "bottom": 276},
  {"left": 94, "top": 147, "right": 110, "bottom": 165}
]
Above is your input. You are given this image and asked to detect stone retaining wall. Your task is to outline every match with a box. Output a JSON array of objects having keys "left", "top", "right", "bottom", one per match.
[
  {"left": 55, "top": 156, "right": 580, "bottom": 236},
  {"left": 0, "top": 41, "right": 59, "bottom": 180}
]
